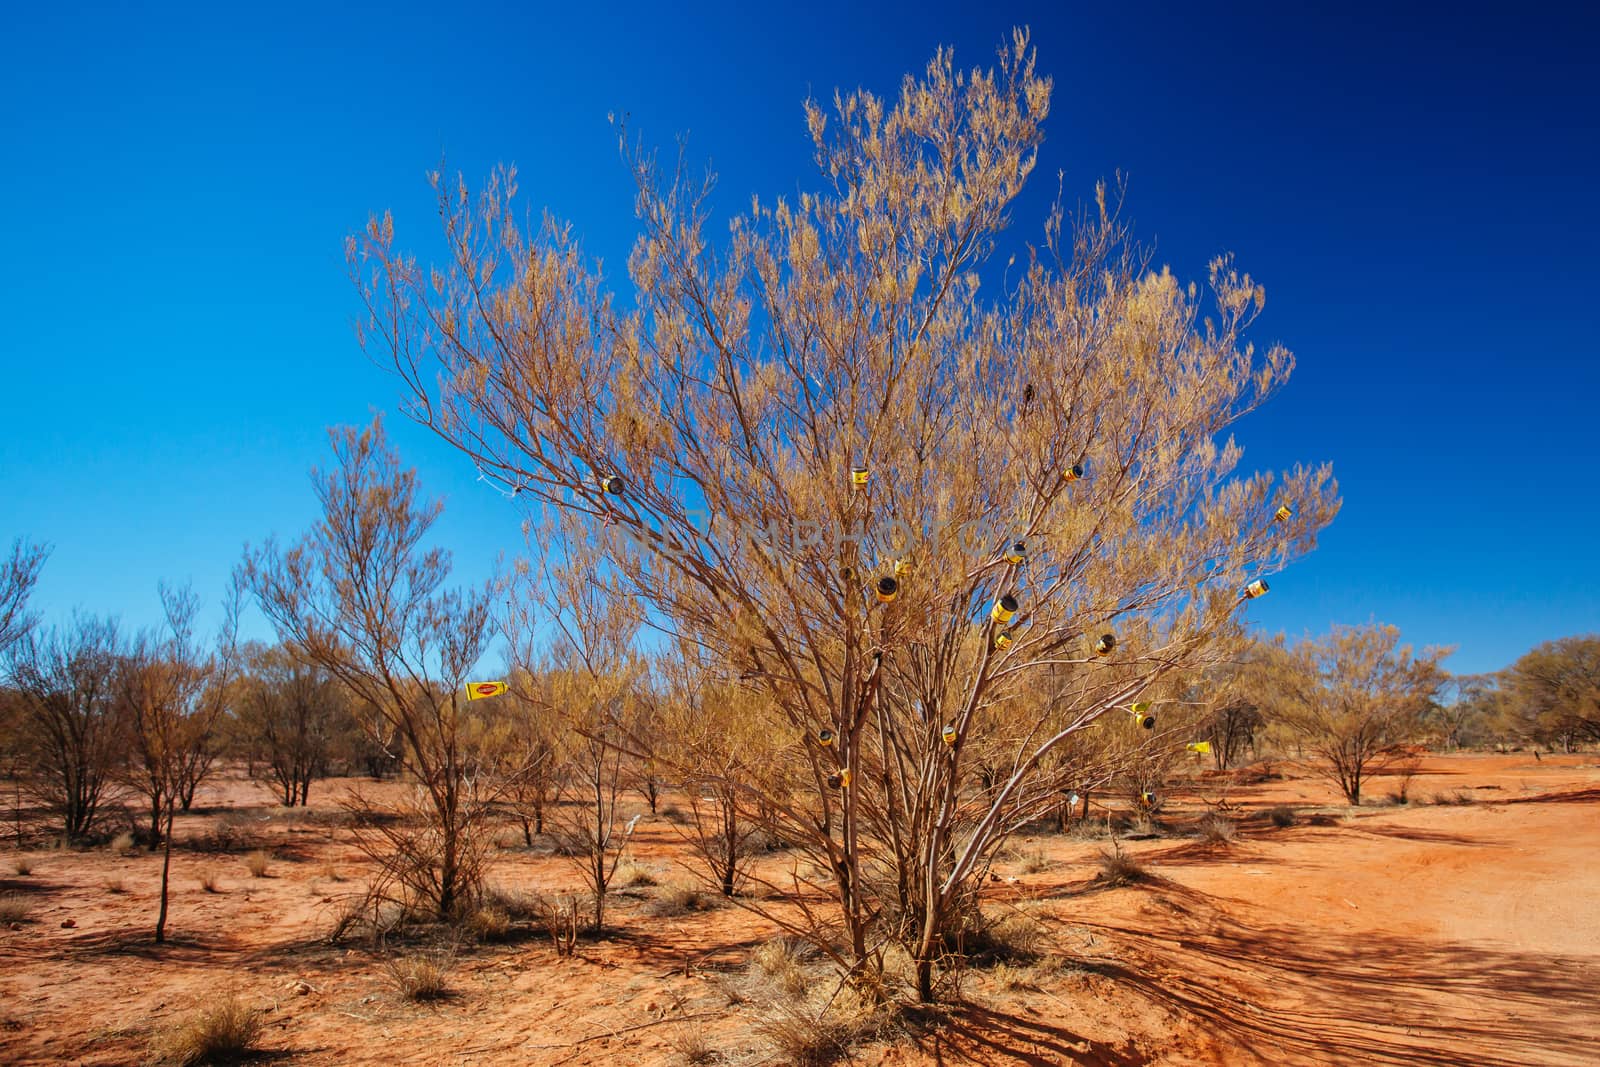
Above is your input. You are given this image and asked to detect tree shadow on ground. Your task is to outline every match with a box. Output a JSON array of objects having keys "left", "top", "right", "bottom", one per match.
[
  {"left": 911, "top": 1004, "right": 1154, "bottom": 1067},
  {"left": 1075, "top": 897, "right": 1600, "bottom": 1066}
]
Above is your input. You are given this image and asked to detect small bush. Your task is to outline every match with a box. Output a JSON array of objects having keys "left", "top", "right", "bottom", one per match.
[
  {"left": 1096, "top": 844, "right": 1148, "bottom": 887},
  {"left": 148, "top": 996, "right": 263, "bottom": 1066},
  {"left": 530, "top": 893, "right": 581, "bottom": 957},
  {"left": 13, "top": 856, "right": 32, "bottom": 876},
  {"left": 243, "top": 850, "right": 271, "bottom": 879},
  {"left": 1267, "top": 805, "right": 1297, "bottom": 828},
  {"left": 385, "top": 949, "right": 455, "bottom": 1001},
  {"left": 1196, "top": 814, "right": 1237, "bottom": 845},
  {"left": 0, "top": 893, "right": 34, "bottom": 923}
]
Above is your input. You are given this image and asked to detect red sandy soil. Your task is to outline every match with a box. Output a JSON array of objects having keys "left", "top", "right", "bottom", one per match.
[{"left": 1, "top": 753, "right": 1596, "bottom": 1066}]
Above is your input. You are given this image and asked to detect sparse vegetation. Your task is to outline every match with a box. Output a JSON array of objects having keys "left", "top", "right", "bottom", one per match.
[
  {"left": 147, "top": 996, "right": 263, "bottom": 1066},
  {"left": 1268, "top": 805, "right": 1298, "bottom": 828}
]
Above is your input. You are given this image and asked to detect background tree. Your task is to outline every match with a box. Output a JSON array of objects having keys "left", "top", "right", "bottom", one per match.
[
  {"left": 1429, "top": 673, "right": 1498, "bottom": 751},
  {"left": 1498, "top": 636, "right": 1600, "bottom": 752},
  {"left": 247, "top": 419, "right": 500, "bottom": 920},
  {"left": 117, "top": 581, "right": 239, "bottom": 942},
  {"left": 234, "top": 642, "right": 346, "bottom": 806},
  {"left": 519, "top": 523, "right": 646, "bottom": 933},
  {"left": 7, "top": 615, "right": 124, "bottom": 839},
  {"left": 0, "top": 539, "right": 50, "bottom": 656},
  {"left": 1266, "top": 623, "right": 1447, "bottom": 805},
  {"left": 352, "top": 34, "right": 1338, "bottom": 999}
]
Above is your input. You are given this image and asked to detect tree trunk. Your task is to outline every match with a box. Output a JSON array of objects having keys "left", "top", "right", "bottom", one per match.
[{"left": 155, "top": 803, "right": 174, "bottom": 943}]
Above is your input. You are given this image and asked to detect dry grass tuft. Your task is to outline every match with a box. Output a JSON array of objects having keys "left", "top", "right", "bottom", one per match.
[
  {"left": 1016, "top": 847, "right": 1051, "bottom": 874},
  {"left": 198, "top": 869, "right": 222, "bottom": 894},
  {"left": 1196, "top": 813, "right": 1237, "bottom": 845},
  {"left": 243, "top": 850, "right": 271, "bottom": 879},
  {"left": 1096, "top": 844, "right": 1149, "bottom": 886},
  {"left": 12, "top": 856, "right": 32, "bottom": 876},
  {"left": 750, "top": 937, "right": 811, "bottom": 1000},
  {"left": 646, "top": 880, "right": 711, "bottom": 917},
  {"left": 666, "top": 1018, "right": 717, "bottom": 1064},
  {"left": 384, "top": 948, "right": 456, "bottom": 1001},
  {"left": 612, "top": 859, "right": 658, "bottom": 888},
  {"left": 104, "top": 878, "right": 127, "bottom": 895},
  {"left": 0, "top": 893, "right": 34, "bottom": 923},
  {"left": 1267, "top": 805, "right": 1297, "bottom": 828},
  {"left": 464, "top": 904, "right": 511, "bottom": 943},
  {"left": 111, "top": 831, "right": 137, "bottom": 855},
  {"left": 751, "top": 995, "right": 879, "bottom": 1067},
  {"left": 147, "top": 996, "right": 264, "bottom": 1066}
]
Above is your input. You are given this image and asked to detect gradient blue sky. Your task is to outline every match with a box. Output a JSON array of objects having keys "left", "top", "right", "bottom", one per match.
[{"left": 2, "top": 2, "right": 1595, "bottom": 674}]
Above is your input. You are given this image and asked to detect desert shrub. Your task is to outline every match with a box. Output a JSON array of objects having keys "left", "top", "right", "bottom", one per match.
[
  {"left": 0, "top": 893, "right": 34, "bottom": 923},
  {"left": 530, "top": 892, "right": 581, "bottom": 957},
  {"left": 1196, "top": 814, "right": 1237, "bottom": 845},
  {"left": 385, "top": 948, "right": 455, "bottom": 1001},
  {"left": 243, "top": 850, "right": 271, "bottom": 878},
  {"left": 12, "top": 856, "right": 32, "bottom": 876},
  {"left": 148, "top": 997, "right": 263, "bottom": 1066},
  {"left": 1267, "top": 805, "right": 1297, "bottom": 828},
  {"left": 1096, "top": 844, "right": 1148, "bottom": 886}
]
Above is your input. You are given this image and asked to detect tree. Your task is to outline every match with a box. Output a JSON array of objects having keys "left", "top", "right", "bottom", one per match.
[
  {"left": 1268, "top": 624, "right": 1447, "bottom": 805},
  {"left": 235, "top": 642, "right": 346, "bottom": 806},
  {"left": 246, "top": 419, "right": 500, "bottom": 920},
  {"left": 351, "top": 34, "right": 1338, "bottom": 999},
  {"left": 1499, "top": 636, "right": 1600, "bottom": 751},
  {"left": 0, "top": 539, "right": 50, "bottom": 656},
  {"left": 118, "top": 582, "right": 240, "bottom": 942},
  {"left": 519, "top": 523, "right": 646, "bottom": 932},
  {"left": 1429, "top": 673, "right": 1497, "bottom": 750},
  {"left": 7, "top": 615, "right": 124, "bottom": 839}
]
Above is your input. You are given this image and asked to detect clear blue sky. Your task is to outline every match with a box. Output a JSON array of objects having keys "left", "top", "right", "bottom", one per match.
[{"left": 2, "top": 2, "right": 1595, "bottom": 675}]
